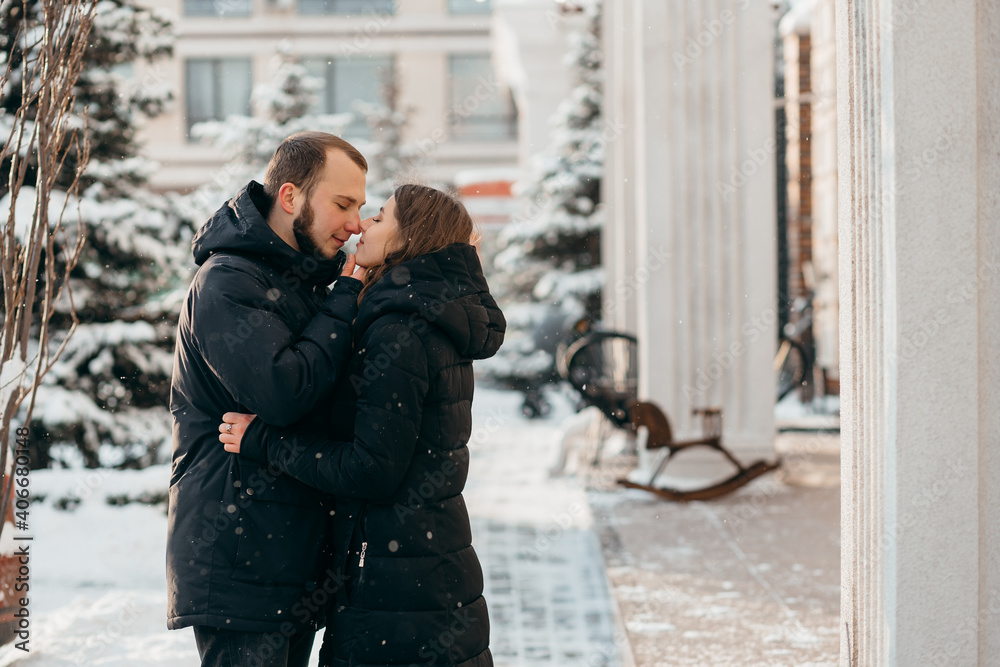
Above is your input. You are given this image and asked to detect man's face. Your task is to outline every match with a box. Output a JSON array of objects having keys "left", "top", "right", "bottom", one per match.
[{"left": 291, "top": 149, "right": 366, "bottom": 260}]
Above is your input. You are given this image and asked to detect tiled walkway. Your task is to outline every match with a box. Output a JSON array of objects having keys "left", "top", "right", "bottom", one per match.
[
  {"left": 467, "top": 390, "right": 626, "bottom": 666},
  {"left": 476, "top": 520, "right": 621, "bottom": 665}
]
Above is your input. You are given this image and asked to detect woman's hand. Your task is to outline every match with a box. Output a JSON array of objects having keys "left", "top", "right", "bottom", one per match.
[
  {"left": 341, "top": 254, "right": 366, "bottom": 281},
  {"left": 219, "top": 412, "right": 256, "bottom": 454}
]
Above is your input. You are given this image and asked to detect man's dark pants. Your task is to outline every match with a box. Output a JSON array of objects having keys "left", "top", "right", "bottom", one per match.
[{"left": 194, "top": 625, "right": 315, "bottom": 667}]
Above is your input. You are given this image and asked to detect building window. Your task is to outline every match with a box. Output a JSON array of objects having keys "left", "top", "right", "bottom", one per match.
[
  {"left": 184, "top": 0, "right": 252, "bottom": 16},
  {"left": 185, "top": 58, "right": 253, "bottom": 137},
  {"left": 302, "top": 55, "right": 395, "bottom": 138},
  {"left": 448, "top": 0, "right": 492, "bottom": 14},
  {"left": 448, "top": 54, "right": 517, "bottom": 141},
  {"left": 299, "top": 0, "right": 395, "bottom": 15}
]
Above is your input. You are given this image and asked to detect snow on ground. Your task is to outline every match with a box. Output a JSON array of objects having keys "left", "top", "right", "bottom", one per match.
[
  {"left": 774, "top": 393, "right": 840, "bottom": 431},
  {"left": 0, "top": 466, "right": 196, "bottom": 667},
  {"left": 468, "top": 389, "right": 624, "bottom": 666},
  {"left": 0, "top": 386, "right": 624, "bottom": 666},
  {"left": 583, "top": 419, "right": 841, "bottom": 666}
]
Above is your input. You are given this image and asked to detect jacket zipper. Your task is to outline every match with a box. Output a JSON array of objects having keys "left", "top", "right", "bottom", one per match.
[{"left": 350, "top": 505, "right": 368, "bottom": 606}]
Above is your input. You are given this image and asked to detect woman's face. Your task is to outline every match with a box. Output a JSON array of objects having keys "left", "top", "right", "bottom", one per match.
[{"left": 356, "top": 196, "right": 400, "bottom": 268}]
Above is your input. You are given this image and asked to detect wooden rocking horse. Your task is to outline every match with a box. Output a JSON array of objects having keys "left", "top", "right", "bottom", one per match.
[{"left": 561, "top": 331, "right": 780, "bottom": 501}]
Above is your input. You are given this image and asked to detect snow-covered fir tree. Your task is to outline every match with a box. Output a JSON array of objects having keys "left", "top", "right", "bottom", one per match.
[
  {"left": 1, "top": 0, "right": 193, "bottom": 468},
  {"left": 495, "top": 0, "right": 603, "bottom": 313},
  {"left": 482, "top": 0, "right": 605, "bottom": 413}
]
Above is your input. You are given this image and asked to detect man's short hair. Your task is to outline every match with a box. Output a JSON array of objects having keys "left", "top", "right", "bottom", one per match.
[{"left": 263, "top": 132, "right": 368, "bottom": 209}]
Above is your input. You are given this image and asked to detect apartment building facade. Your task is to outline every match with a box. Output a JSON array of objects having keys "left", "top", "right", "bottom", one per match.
[{"left": 136, "top": 0, "right": 519, "bottom": 192}]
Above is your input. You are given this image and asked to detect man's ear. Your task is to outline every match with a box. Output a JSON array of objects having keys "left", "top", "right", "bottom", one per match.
[{"left": 277, "top": 182, "right": 298, "bottom": 215}]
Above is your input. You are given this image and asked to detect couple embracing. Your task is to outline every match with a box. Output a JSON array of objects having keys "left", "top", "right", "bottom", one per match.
[{"left": 166, "top": 132, "right": 505, "bottom": 667}]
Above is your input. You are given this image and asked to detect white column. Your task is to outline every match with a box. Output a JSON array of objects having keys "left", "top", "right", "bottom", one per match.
[
  {"left": 838, "top": 1, "right": 1000, "bottom": 663},
  {"left": 810, "top": 0, "right": 839, "bottom": 383},
  {"left": 606, "top": 0, "right": 776, "bottom": 454},
  {"left": 601, "top": 0, "right": 639, "bottom": 334}
]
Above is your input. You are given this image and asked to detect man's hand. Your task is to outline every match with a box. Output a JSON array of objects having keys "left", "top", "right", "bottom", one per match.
[
  {"left": 220, "top": 412, "right": 256, "bottom": 454},
  {"left": 341, "top": 254, "right": 366, "bottom": 281}
]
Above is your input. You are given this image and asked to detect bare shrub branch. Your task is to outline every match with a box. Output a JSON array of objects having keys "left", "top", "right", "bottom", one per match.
[{"left": 0, "top": 0, "right": 99, "bottom": 537}]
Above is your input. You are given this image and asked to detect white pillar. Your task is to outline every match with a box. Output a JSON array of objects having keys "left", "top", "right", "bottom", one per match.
[
  {"left": 601, "top": 0, "right": 639, "bottom": 334},
  {"left": 810, "top": 0, "right": 840, "bottom": 385},
  {"left": 604, "top": 0, "right": 776, "bottom": 454},
  {"left": 838, "top": 1, "right": 1000, "bottom": 663}
]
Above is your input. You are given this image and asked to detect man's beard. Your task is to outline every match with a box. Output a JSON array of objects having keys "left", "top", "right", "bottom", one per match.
[{"left": 292, "top": 199, "right": 335, "bottom": 260}]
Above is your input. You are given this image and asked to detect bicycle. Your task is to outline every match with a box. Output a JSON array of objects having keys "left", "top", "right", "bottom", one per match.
[{"left": 774, "top": 295, "right": 816, "bottom": 402}]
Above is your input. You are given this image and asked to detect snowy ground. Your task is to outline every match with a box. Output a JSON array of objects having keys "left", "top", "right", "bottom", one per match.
[
  {"left": 0, "top": 387, "right": 624, "bottom": 666},
  {"left": 466, "top": 390, "right": 624, "bottom": 666},
  {"left": 581, "top": 417, "right": 841, "bottom": 666},
  {"left": 774, "top": 393, "right": 840, "bottom": 431}
]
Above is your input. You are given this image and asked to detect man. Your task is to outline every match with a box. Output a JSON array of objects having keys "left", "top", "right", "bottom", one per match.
[{"left": 167, "top": 132, "right": 367, "bottom": 667}]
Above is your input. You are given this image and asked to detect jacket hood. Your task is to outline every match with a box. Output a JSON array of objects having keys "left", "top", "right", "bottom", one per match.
[
  {"left": 191, "top": 181, "right": 346, "bottom": 286},
  {"left": 355, "top": 243, "right": 506, "bottom": 360}
]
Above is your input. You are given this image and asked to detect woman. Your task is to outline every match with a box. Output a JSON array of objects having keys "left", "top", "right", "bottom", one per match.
[{"left": 219, "top": 184, "right": 505, "bottom": 667}]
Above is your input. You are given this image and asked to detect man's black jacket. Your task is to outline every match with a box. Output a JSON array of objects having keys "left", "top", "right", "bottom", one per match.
[{"left": 166, "top": 181, "right": 360, "bottom": 632}]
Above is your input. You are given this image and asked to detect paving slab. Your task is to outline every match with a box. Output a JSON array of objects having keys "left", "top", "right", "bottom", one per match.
[
  {"left": 467, "top": 390, "right": 627, "bottom": 666},
  {"left": 581, "top": 431, "right": 841, "bottom": 667}
]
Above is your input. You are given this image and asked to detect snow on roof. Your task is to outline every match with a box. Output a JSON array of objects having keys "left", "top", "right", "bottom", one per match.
[
  {"left": 453, "top": 168, "right": 522, "bottom": 189},
  {"left": 779, "top": 0, "right": 816, "bottom": 37},
  {"left": 463, "top": 196, "right": 519, "bottom": 216}
]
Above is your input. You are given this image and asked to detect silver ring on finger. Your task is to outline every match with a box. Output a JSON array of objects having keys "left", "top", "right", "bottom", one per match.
[{"left": 225, "top": 423, "right": 233, "bottom": 434}]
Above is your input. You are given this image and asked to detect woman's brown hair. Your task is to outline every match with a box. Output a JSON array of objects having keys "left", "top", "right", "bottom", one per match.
[{"left": 361, "top": 184, "right": 475, "bottom": 298}]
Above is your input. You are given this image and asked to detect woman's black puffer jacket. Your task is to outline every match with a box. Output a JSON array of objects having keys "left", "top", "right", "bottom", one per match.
[{"left": 240, "top": 242, "right": 505, "bottom": 666}]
